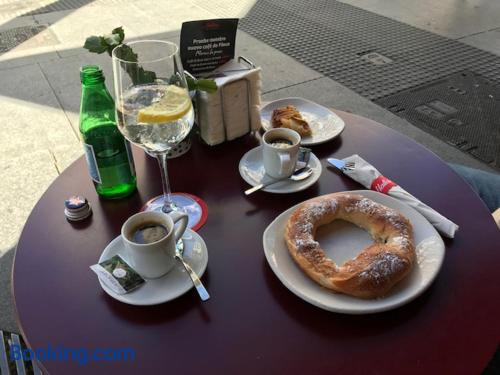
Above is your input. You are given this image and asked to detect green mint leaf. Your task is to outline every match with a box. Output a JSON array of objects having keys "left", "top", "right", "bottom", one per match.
[
  {"left": 83, "top": 27, "right": 157, "bottom": 85},
  {"left": 103, "top": 34, "right": 121, "bottom": 56},
  {"left": 103, "top": 33, "right": 121, "bottom": 47},
  {"left": 186, "top": 76, "right": 195, "bottom": 91},
  {"left": 83, "top": 36, "right": 108, "bottom": 54},
  {"left": 196, "top": 79, "right": 218, "bottom": 93},
  {"left": 168, "top": 73, "right": 183, "bottom": 86},
  {"left": 112, "top": 26, "right": 125, "bottom": 43},
  {"left": 113, "top": 44, "right": 138, "bottom": 63},
  {"left": 186, "top": 76, "right": 217, "bottom": 93},
  {"left": 137, "top": 68, "right": 156, "bottom": 84}
]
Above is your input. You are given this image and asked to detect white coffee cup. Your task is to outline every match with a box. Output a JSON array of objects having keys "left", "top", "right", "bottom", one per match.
[
  {"left": 121, "top": 211, "right": 188, "bottom": 279},
  {"left": 262, "top": 128, "right": 301, "bottom": 178}
]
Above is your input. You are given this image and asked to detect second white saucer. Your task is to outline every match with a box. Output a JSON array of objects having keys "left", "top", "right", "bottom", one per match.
[{"left": 239, "top": 146, "right": 322, "bottom": 194}]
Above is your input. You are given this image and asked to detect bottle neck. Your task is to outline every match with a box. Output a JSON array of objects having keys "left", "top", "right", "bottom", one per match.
[
  {"left": 80, "top": 65, "right": 114, "bottom": 108},
  {"left": 80, "top": 65, "right": 106, "bottom": 86},
  {"left": 79, "top": 65, "right": 115, "bottom": 128},
  {"left": 83, "top": 80, "right": 105, "bottom": 87},
  {"left": 82, "top": 81, "right": 107, "bottom": 90}
]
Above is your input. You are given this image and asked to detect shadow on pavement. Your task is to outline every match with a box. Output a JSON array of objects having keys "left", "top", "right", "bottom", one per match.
[{"left": 0, "top": 28, "right": 181, "bottom": 112}]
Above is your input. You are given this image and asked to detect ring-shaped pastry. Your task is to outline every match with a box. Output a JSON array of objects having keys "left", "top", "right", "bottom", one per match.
[{"left": 285, "top": 193, "right": 416, "bottom": 299}]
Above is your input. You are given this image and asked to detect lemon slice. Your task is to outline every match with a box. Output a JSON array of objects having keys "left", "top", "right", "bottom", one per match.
[{"left": 137, "top": 85, "right": 192, "bottom": 124}]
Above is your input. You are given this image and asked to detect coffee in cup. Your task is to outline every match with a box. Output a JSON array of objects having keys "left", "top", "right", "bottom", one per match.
[
  {"left": 262, "top": 128, "right": 301, "bottom": 178},
  {"left": 121, "top": 211, "right": 188, "bottom": 279},
  {"left": 269, "top": 138, "right": 293, "bottom": 149},
  {"left": 128, "top": 222, "right": 169, "bottom": 245}
]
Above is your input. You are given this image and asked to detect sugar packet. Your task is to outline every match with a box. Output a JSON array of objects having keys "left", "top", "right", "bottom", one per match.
[{"left": 90, "top": 255, "right": 145, "bottom": 294}]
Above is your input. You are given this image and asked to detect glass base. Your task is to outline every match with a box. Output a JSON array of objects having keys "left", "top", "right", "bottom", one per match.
[{"left": 140, "top": 193, "right": 208, "bottom": 231}]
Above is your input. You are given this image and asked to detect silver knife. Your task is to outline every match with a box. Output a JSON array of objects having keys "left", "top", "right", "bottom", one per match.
[
  {"left": 327, "top": 158, "right": 346, "bottom": 170},
  {"left": 327, "top": 158, "right": 355, "bottom": 171}
]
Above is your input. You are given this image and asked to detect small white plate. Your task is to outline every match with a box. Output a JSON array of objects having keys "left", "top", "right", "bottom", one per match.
[
  {"left": 239, "top": 146, "right": 322, "bottom": 194},
  {"left": 263, "top": 190, "right": 445, "bottom": 314},
  {"left": 97, "top": 229, "right": 208, "bottom": 305},
  {"left": 261, "top": 98, "right": 345, "bottom": 146}
]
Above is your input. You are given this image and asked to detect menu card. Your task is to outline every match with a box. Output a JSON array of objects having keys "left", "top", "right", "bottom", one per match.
[{"left": 180, "top": 18, "right": 239, "bottom": 76}]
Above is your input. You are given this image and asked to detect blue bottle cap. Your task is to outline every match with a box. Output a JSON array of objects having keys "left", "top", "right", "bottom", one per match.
[
  {"left": 64, "top": 196, "right": 92, "bottom": 221},
  {"left": 65, "top": 196, "right": 88, "bottom": 210}
]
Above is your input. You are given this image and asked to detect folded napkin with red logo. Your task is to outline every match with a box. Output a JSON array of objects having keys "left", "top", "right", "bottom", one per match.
[{"left": 328, "top": 154, "right": 459, "bottom": 238}]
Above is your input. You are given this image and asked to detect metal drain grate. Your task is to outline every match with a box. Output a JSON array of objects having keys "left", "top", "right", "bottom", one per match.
[
  {"left": 0, "top": 25, "right": 48, "bottom": 53},
  {"left": 240, "top": 0, "right": 500, "bottom": 168},
  {"left": 23, "top": 0, "right": 96, "bottom": 15},
  {"left": 240, "top": 0, "right": 500, "bottom": 101},
  {"left": 376, "top": 71, "right": 500, "bottom": 167}
]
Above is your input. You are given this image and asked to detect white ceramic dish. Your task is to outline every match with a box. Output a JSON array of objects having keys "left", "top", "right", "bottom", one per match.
[
  {"left": 97, "top": 229, "right": 208, "bottom": 305},
  {"left": 261, "top": 97, "right": 345, "bottom": 146},
  {"left": 239, "top": 145, "right": 322, "bottom": 193},
  {"left": 263, "top": 190, "right": 445, "bottom": 314}
]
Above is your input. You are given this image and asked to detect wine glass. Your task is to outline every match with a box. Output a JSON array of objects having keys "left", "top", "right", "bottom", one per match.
[{"left": 112, "top": 40, "right": 202, "bottom": 228}]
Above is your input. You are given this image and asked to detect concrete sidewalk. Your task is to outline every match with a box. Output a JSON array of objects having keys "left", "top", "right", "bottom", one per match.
[{"left": 1, "top": 0, "right": 499, "bottom": 332}]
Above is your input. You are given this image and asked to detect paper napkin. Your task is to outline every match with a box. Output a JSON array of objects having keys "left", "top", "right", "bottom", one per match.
[{"left": 335, "top": 154, "right": 459, "bottom": 238}]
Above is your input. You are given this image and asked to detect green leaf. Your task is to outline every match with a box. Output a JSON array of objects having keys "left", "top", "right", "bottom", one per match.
[
  {"left": 112, "top": 26, "right": 124, "bottom": 43},
  {"left": 83, "top": 27, "right": 166, "bottom": 86},
  {"left": 186, "top": 76, "right": 195, "bottom": 91},
  {"left": 186, "top": 76, "right": 217, "bottom": 93},
  {"left": 103, "top": 33, "right": 121, "bottom": 48},
  {"left": 196, "top": 79, "right": 218, "bottom": 93},
  {"left": 168, "top": 73, "right": 183, "bottom": 86},
  {"left": 114, "top": 44, "right": 138, "bottom": 63},
  {"left": 83, "top": 36, "right": 107, "bottom": 54},
  {"left": 137, "top": 68, "right": 156, "bottom": 84}
]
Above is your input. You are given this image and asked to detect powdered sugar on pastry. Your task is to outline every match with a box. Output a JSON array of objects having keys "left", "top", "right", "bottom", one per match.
[{"left": 285, "top": 193, "right": 416, "bottom": 299}]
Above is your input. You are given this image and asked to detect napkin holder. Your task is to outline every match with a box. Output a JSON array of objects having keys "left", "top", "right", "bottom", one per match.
[{"left": 194, "top": 56, "right": 262, "bottom": 146}]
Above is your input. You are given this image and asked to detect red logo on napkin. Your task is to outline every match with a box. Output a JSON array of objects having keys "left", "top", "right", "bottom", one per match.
[{"left": 371, "top": 176, "right": 396, "bottom": 194}]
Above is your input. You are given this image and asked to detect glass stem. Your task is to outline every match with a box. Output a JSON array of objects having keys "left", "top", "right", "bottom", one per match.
[{"left": 156, "top": 152, "right": 174, "bottom": 213}]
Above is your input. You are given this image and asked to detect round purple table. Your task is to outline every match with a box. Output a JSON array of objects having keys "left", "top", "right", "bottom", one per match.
[{"left": 13, "top": 110, "right": 500, "bottom": 374}]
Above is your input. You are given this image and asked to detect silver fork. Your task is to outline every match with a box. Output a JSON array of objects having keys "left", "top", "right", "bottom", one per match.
[{"left": 343, "top": 161, "right": 356, "bottom": 171}]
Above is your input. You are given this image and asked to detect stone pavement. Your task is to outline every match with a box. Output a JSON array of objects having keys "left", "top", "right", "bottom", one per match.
[{"left": 0, "top": 0, "right": 499, "bottom": 332}]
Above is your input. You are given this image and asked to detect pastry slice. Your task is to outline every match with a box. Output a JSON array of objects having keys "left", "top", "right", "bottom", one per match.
[
  {"left": 280, "top": 116, "right": 312, "bottom": 137},
  {"left": 271, "top": 105, "right": 312, "bottom": 137}
]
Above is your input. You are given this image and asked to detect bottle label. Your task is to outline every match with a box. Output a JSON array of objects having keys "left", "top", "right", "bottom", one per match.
[
  {"left": 83, "top": 143, "right": 102, "bottom": 183},
  {"left": 124, "top": 140, "right": 136, "bottom": 177}
]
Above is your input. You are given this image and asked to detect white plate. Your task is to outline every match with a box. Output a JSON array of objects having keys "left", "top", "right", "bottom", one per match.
[
  {"left": 261, "top": 98, "right": 345, "bottom": 146},
  {"left": 263, "top": 190, "right": 445, "bottom": 314},
  {"left": 97, "top": 229, "right": 208, "bottom": 305},
  {"left": 239, "top": 146, "right": 322, "bottom": 193}
]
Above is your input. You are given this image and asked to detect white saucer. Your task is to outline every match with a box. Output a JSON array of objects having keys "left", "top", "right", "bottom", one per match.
[
  {"left": 239, "top": 146, "right": 322, "bottom": 193},
  {"left": 97, "top": 229, "right": 208, "bottom": 305},
  {"left": 263, "top": 190, "right": 445, "bottom": 314},
  {"left": 261, "top": 97, "right": 345, "bottom": 146}
]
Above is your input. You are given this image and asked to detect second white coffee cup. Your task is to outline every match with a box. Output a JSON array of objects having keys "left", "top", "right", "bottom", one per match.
[
  {"left": 121, "top": 211, "right": 188, "bottom": 279},
  {"left": 262, "top": 128, "right": 301, "bottom": 178}
]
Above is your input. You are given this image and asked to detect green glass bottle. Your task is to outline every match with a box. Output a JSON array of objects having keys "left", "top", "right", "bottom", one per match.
[{"left": 79, "top": 65, "right": 136, "bottom": 199}]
